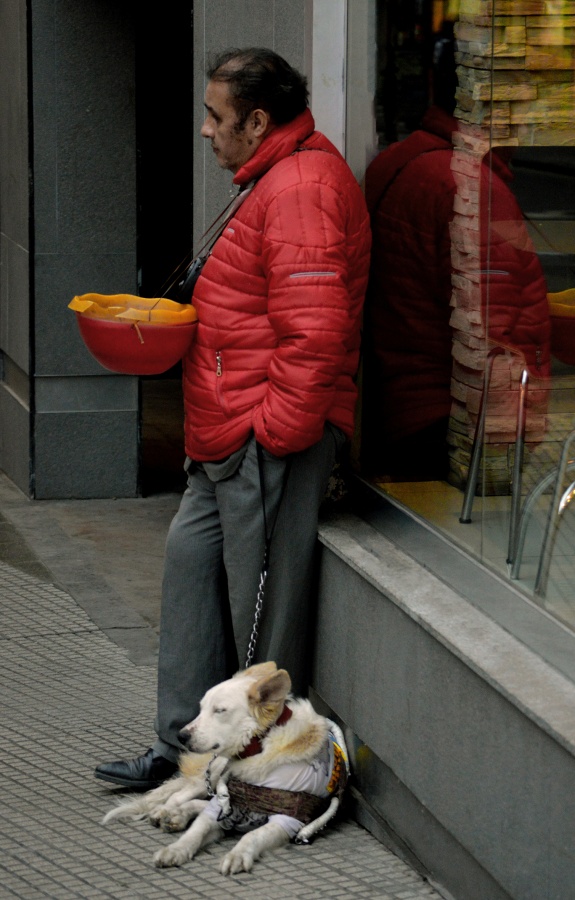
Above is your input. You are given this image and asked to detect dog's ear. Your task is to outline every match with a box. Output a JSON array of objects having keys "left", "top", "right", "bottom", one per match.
[
  {"left": 240, "top": 661, "right": 278, "bottom": 680},
  {"left": 248, "top": 668, "right": 291, "bottom": 706}
]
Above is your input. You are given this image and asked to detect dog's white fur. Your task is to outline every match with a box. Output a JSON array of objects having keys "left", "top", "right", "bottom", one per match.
[{"left": 102, "top": 662, "right": 347, "bottom": 875}]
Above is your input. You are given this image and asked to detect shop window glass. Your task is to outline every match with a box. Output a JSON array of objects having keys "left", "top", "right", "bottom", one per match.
[{"left": 361, "top": 0, "right": 575, "bottom": 631}]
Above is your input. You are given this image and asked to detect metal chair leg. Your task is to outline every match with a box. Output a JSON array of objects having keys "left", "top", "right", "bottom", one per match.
[
  {"left": 506, "top": 368, "right": 529, "bottom": 566},
  {"left": 460, "top": 347, "right": 506, "bottom": 524},
  {"left": 509, "top": 460, "right": 575, "bottom": 580},
  {"left": 534, "top": 428, "right": 575, "bottom": 598},
  {"left": 559, "top": 480, "right": 575, "bottom": 515}
]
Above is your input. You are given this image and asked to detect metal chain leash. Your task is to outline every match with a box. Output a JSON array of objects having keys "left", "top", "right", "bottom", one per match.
[
  {"left": 245, "top": 554, "right": 269, "bottom": 669},
  {"left": 243, "top": 444, "right": 291, "bottom": 670},
  {"left": 205, "top": 751, "right": 219, "bottom": 797}
]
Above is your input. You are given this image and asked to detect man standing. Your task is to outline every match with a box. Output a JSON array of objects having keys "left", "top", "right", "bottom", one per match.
[
  {"left": 361, "top": 39, "right": 550, "bottom": 481},
  {"left": 95, "top": 48, "right": 370, "bottom": 790}
]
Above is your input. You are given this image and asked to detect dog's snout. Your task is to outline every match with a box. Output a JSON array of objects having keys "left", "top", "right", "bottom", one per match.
[{"left": 178, "top": 728, "right": 192, "bottom": 748}]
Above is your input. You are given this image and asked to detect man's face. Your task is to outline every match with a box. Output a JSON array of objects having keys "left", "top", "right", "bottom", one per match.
[{"left": 201, "top": 80, "right": 259, "bottom": 174}]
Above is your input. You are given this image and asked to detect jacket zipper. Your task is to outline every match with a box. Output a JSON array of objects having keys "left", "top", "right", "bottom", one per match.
[
  {"left": 215, "top": 350, "right": 230, "bottom": 415},
  {"left": 535, "top": 347, "right": 542, "bottom": 371}
]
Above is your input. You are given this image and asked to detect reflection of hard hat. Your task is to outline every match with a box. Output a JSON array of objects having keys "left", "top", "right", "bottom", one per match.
[{"left": 69, "top": 293, "right": 198, "bottom": 374}]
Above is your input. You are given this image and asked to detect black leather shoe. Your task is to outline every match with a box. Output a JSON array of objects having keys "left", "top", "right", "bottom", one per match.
[{"left": 94, "top": 748, "right": 178, "bottom": 789}]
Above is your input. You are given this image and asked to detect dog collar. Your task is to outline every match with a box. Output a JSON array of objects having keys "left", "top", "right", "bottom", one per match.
[{"left": 237, "top": 703, "right": 293, "bottom": 759}]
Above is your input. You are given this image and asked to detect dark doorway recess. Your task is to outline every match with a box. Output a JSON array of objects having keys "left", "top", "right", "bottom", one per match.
[{"left": 136, "top": 8, "right": 193, "bottom": 495}]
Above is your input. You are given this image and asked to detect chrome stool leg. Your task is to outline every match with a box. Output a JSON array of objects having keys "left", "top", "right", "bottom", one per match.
[
  {"left": 460, "top": 347, "right": 506, "bottom": 524},
  {"left": 559, "top": 479, "right": 575, "bottom": 515},
  {"left": 509, "top": 460, "right": 575, "bottom": 580},
  {"left": 535, "top": 428, "right": 575, "bottom": 598},
  {"left": 506, "top": 367, "right": 529, "bottom": 566}
]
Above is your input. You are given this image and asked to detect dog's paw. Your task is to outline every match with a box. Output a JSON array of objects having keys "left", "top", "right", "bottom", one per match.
[
  {"left": 216, "top": 789, "right": 231, "bottom": 817},
  {"left": 148, "top": 806, "right": 169, "bottom": 828},
  {"left": 150, "top": 798, "right": 207, "bottom": 832},
  {"left": 220, "top": 847, "right": 255, "bottom": 875},
  {"left": 157, "top": 810, "right": 190, "bottom": 833},
  {"left": 220, "top": 822, "right": 288, "bottom": 874},
  {"left": 216, "top": 778, "right": 231, "bottom": 816},
  {"left": 153, "top": 844, "right": 191, "bottom": 868}
]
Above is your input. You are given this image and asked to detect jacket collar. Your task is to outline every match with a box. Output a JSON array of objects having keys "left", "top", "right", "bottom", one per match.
[
  {"left": 422, "top": 105, "right": 513, "bottom": 183},
  {"left": 420, "top": 104, "right": 457, "bottom": 144},
  {"left": 366, "top": 105, "right": 514, "bottom": 216},
  {"left": 233, "top": 108, "right": 316, "bottom": 187}
]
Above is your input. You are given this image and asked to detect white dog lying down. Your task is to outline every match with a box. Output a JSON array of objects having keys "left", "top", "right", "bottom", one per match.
[{"left": 102, "top": 662, "right": 349, "bottom": 874}]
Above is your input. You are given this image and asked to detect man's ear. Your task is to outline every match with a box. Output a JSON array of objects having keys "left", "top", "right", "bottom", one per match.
[{"left": 250, "top": 107, "right": 273, "bottom": 139}]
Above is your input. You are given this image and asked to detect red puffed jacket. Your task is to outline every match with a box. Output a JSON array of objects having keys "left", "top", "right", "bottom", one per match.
[
  {"left": 183, "top": 108, "right": 371, "bottom": 461},
  {"left": 362, "top": 105, "right": 551, "bottom": 453}
]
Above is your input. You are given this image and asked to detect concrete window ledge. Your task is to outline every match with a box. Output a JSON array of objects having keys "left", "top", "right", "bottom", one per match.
[{"left": 312, "top": 510, "right": 575, "bottom": 900}]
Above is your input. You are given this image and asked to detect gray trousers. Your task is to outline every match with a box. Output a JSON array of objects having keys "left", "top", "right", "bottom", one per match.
[{"left": 153, "top": 424, "right": 344, "bottom": 761}]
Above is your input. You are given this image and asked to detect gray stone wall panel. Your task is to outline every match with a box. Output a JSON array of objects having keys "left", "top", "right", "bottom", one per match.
[
  {"left": 34, "top": 409, "right": 138, "bottom": 499},
  {"left": 313, "top": 521, "right": 575, "bottom": 900}
]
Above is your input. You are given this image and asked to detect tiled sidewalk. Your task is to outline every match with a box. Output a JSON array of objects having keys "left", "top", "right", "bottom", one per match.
[{"left": 0, "top": 487, "right": 444, "bottom": 899}]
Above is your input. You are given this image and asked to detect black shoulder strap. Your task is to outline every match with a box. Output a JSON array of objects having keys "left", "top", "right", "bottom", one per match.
[{"left": 160, "top": 183, "right": 255, "bottom": 298}]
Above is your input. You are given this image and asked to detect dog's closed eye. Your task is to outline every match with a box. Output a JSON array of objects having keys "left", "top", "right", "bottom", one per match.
[{"left": 214, "top": 707, "right": 227, "bottom": 715}]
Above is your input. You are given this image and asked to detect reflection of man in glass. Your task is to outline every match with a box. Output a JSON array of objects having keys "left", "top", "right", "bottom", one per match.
[{"left": 361, "top": 36, "right": 551, "bottom": 481}]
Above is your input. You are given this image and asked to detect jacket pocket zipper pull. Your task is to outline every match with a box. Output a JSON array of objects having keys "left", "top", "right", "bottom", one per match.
[{"left": 216, "top": 352, "right": 222, "bottom": 377}]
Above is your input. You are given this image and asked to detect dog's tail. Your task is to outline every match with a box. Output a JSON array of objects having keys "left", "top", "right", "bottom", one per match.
[
  {"left": 295, "top": 796, "right": 341, "bottom": 844},
  {"left": 101, "top": 775, "right": 184, "bottom": 825},
  {"left": 102, "top": 795, "right": 156, "bottom": 825},
  {"left": 295, "top": 719, "right": 350, "bottom": 845}
]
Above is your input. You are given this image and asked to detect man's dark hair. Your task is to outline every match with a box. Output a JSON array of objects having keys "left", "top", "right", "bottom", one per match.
[
  {"left": 206, "top": 47, "right": 309, "bottom": 128},
  {"left": 432, "top": 23, "right": 457, "bottom": 115}
]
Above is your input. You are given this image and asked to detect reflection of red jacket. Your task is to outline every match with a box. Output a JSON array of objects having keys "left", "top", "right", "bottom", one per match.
[
  {"left": 363, "top": 105, "right": 550, "bottom": 449},
  {"left": 184, "top": 108, "right": 371, "bottom": 461}
]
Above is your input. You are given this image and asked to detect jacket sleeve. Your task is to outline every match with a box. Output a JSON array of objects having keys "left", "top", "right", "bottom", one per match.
[
  {"left": 251, "top": 178, "right": 363, "bottom": 456},
  {"left": 480, "top": 170, "right": 551, "bottom": 378}
]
